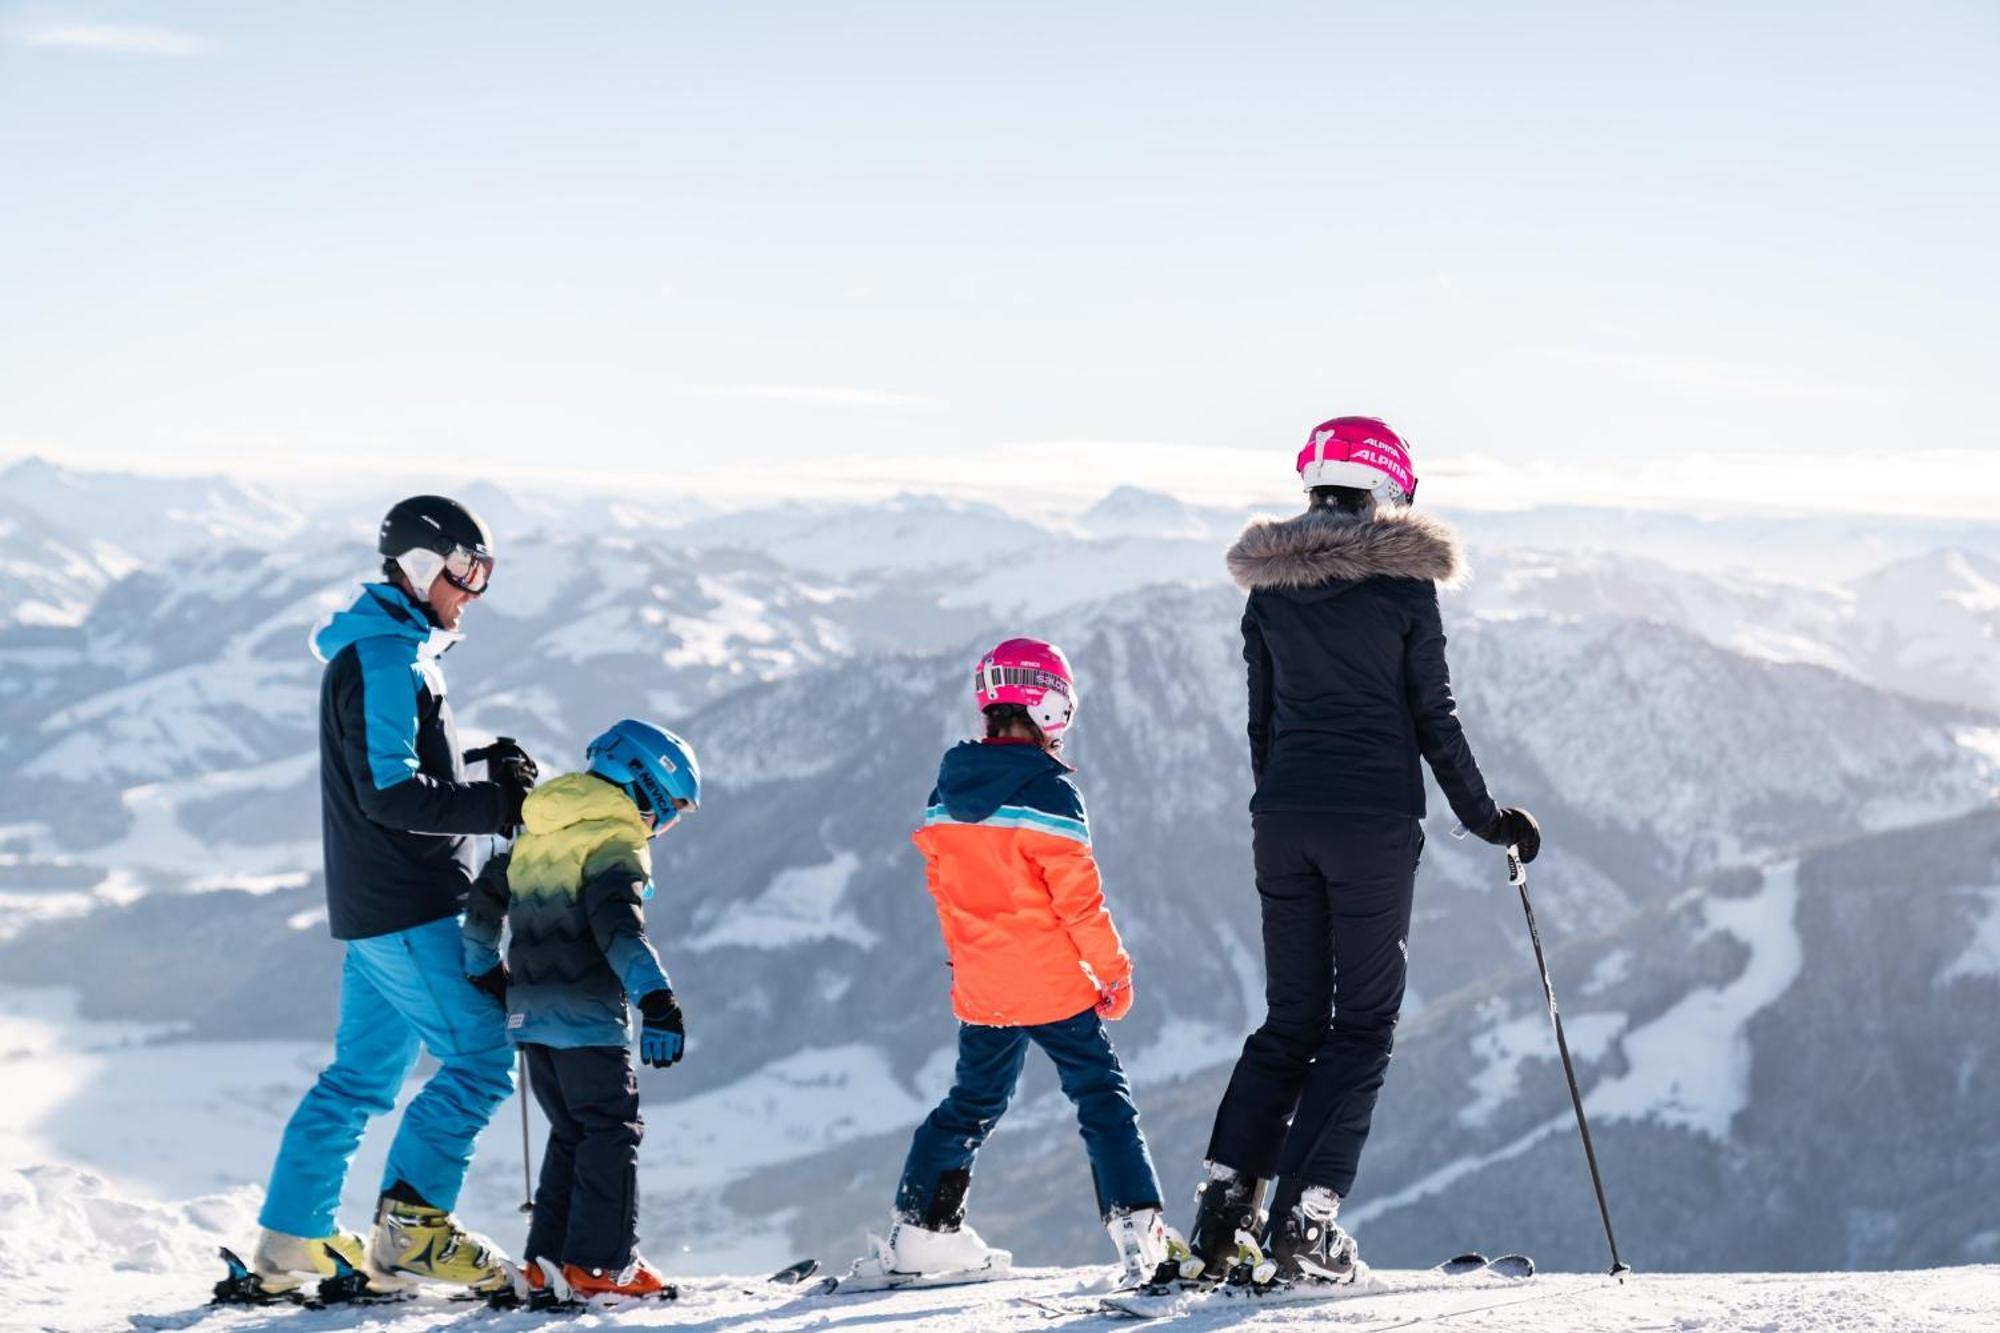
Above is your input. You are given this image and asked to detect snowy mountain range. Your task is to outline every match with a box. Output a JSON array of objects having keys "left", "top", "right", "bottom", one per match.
[{"left": 1, "top": 455, "right": 1996, "bottom": 1285}]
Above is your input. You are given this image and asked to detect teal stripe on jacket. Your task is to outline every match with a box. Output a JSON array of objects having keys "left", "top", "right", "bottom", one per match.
[{"left": 923, "top": 802, "right": 1091, "bottom": 845}]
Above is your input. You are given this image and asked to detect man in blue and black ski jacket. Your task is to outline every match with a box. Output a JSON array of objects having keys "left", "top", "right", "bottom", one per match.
[
  {"left": 251, "top": 495, "right": 536, "bottom": 1299},
  {"left": 316, "top": 579, "right": 512, "bottom": 939}
]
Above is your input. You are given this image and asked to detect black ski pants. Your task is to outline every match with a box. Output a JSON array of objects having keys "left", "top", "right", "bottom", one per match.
[
  {"left": 1206, "top": 810, "right": 1422, "bottom": 1200},
  {"left": 521, "top": 1043, "right": 643, "bottom": 1272}
]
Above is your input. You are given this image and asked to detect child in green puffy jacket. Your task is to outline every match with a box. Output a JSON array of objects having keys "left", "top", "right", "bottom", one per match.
[{"left": 462, "top": 719, "right": 700, "bottom": 1304}]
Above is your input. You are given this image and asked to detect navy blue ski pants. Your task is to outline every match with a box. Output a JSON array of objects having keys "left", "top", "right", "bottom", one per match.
[
  {"left": 522, "top": 1043, "right": 644, "bottom": 1272},
  {"left": 1206, "top": 811, "right": 1422, "bottom": 1198},
  {"left": 897, "top": 1007, "right": 1163, "bottom": 1224}
]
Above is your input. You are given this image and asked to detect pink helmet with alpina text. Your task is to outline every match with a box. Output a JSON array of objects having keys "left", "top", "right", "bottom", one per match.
[
  {"left": 974, "top": 638, "right": 1078, "bottom": 736},
  {"left": 1297, "top": 416, "right": 1417, "bottom": 505}
]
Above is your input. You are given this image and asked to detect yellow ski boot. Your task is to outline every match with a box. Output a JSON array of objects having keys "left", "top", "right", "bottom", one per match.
[
  {"left": 242, "top": 1227, "right": 387, "bottom": 1299},
  {"left": 368, "top": 1194, "right": 514, "bottom": 1294}
]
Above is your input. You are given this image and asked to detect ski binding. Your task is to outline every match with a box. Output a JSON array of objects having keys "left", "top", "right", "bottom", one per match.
[{"left": 210, "top": 1246, "right": 416, "bottom": 1309}]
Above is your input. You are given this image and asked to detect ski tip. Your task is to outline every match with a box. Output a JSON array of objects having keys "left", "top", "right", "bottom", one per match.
[{"left": 769, "top": 1257, "right": 821, "bottom": 1285}]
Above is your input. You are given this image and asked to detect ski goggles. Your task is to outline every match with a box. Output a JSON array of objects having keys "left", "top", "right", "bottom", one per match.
[
  {"left": 632, "top": 783, "right": 697, "bottom": 836},
  {"left": 440, "top": 545, "right": 494, "bottom": 595}
]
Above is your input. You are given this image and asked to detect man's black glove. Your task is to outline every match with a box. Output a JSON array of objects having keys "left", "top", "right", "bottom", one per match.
[
  {"left": 468, "top": 737, "right": 539, "bottom": 825},
  {"left": 495, "top": 754, "right": 537, "bottom": 797},
  {"left": 468, "top": 962, "right": 510, "bottom": 1008},
  {"left": 1478, "top": 806, "right": 1542, "bottom": 864},
  {"left": 496, "top": 770, "right": 530, "bottom": 831},
  {"left": 637, "top": 990, "right": 685, "bottom": 1069},
  {"left": 479, "top": 738, "right": 539, "bottom": 788},
  {"left": 482, "top": 742, "right": 538, "bottom": 833}
]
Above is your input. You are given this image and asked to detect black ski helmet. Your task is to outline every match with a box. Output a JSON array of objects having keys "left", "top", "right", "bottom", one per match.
[{"left": 378, "top": 495, "right": 494, "bottom": 597}]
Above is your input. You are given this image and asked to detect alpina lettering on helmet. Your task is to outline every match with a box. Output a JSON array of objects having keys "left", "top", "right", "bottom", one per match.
[{"left": 1296, "top": 416, "right": 1417, "bottom": 505}]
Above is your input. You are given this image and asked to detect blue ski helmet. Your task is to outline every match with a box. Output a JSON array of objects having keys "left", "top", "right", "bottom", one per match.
[{"left": 585, "top": 719, "right": 701, "bottom": 835}]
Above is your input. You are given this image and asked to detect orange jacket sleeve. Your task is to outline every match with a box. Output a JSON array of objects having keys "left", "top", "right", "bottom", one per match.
[{"left": 1022, "top": 827, "right": 1131, "bottom": 989}]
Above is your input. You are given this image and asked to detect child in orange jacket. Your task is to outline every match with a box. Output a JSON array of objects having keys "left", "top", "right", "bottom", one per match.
[{"left": 857, "top": 638, "right": 1187, "bottom": 1290}]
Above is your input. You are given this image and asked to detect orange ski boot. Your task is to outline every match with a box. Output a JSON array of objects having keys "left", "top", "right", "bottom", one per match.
[{"left": 559, "top": 1255, "right": 676, "bottom": 1302}]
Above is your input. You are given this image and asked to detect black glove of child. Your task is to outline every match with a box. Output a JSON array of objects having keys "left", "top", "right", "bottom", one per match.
[
  {"left": 1477, "top": 806, "right": 1542, "bottom": 864},
  {"left": 637, "top": 990, "right": 685, "bottom": 1069},
  {"left": 468, "top": 962, "right": 510, "bottom": 1008}
]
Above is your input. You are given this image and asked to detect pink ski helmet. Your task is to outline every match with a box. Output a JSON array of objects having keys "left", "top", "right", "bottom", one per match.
[
  {"left": 1297, "top": 416, "right": 1417, "bottom": 505},
  {"left": 974, "top": 637, "right": 1078, "bottom": 737}
]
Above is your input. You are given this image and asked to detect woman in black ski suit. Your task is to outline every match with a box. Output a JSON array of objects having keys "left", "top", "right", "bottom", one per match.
[{"left": 1183, "top": 417, "right": 1539, "bottom": 1285}]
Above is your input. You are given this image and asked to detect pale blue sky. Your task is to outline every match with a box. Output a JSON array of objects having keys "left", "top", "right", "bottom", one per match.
[{"left": 3, "top": 2, "right": 1996, "bottom": 513}]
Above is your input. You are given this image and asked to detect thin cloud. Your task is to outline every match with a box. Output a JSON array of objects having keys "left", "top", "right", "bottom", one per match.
[
  {"left": 17, "top": 25, "right": 215, "bottom": 56},
  {"left": 691, "top": 384, "right": 938, "bottom": 410},
  {"left": 1562, "top": 349, "right": 1879, "bottom": 404}
]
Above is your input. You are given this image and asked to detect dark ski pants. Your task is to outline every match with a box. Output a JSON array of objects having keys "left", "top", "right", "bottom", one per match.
[
  {"left": 896, "top": 1007, "right": 1163, "bottom": 1224},
  {"left": 522, "top": 1043, "right": 643, "bottom": 1272},
  {"left": 1206, "top": 811, "right": 1422, "bottom": 1200}
]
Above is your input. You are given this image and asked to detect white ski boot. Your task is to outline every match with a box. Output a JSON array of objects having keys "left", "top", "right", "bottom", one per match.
[
  {"left": 884, "top": 1217, "right": 1012, "bottom": 1274},
  {"left": 826, "top": 1217, "right": 1013, "bottom": 1293},
  {"left": 1106, "top": 1206, "right": 1190, "bottom": 1288}
]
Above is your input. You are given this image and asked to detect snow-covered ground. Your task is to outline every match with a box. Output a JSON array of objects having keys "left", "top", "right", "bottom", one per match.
[
  {"left": 0, "top": 984, "right": 937, "bottom": 1282},
  {"left": 5, "top": 1161, "right": 1995, "bottom": 1333}
]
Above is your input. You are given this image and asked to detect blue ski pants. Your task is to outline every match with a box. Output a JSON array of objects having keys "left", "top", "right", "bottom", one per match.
[
  {"left": 896, "top": 1007, "right": 1162, "bottom": 1224},
  {"left": 260, "top": 915, "right": 515, "bottom": 1237}
]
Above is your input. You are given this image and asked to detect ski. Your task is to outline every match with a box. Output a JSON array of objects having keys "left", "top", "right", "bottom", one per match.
[
  {"left": 1099, "top": 1252, "right": 1536, "bottom": 1319},
  {"left": 817, "top": 1254, "right": 1012, "bottom": 1295},
  {"left": 159, "top": 1246, "right": 500, "bottom": 1323},
  {"left": 208, "top": 1246, "right": 420, "bottom": 1310},
  {"left": 768, "top": 1256, "right": 821, "bottom": 1285},
  {"left": 1436, "top": 1252, "right": 1533, "bottom": 1278}
]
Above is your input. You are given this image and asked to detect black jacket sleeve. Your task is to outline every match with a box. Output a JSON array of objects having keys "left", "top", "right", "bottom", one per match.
[
  {"left": 1404, "top": 585, "right": 1500, "bottom": 833},
  {"left": 332, "top": 648, "right": 509, "bottom": 836},
  {"left": 1244, "top": 605, "right": 1275, "bottom": 788},
  {"left": 461, "top": 850, "right": 512, "bottom": 974},
  {"left": 582, "top": 861, "right": 673, "bottom": 1002}
]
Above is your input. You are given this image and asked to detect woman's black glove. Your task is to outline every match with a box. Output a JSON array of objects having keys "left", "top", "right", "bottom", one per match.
[{"left": 1478, "top": 807, "right": 1541, "bottom": 863}]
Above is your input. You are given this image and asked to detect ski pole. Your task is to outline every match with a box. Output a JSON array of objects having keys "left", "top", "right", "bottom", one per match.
[
  {"left": 518, "top": 1049, "right": 535, "bottom": 1214},
  {"left": 1507, "top": 847, "right": 1630, "bottom": 1280}
]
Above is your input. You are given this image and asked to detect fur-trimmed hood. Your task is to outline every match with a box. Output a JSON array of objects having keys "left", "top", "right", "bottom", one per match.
[{"left": 1226, "top": 507, "right": 1467, "bottom": 593}]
